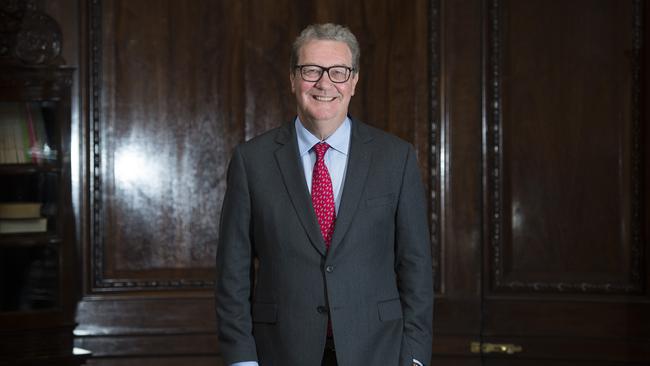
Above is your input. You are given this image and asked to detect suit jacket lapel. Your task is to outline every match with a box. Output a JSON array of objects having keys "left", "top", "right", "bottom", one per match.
[
  {"left": 274, "top": 123, "right": 328, "bottom": 256},
  {"left": 329, "top": 119, "right": 374, "bottom": 253}
]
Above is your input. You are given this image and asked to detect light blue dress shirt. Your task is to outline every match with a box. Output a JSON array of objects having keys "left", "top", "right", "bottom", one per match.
[
  {"left": 295, "top": 116, "right": 350, "bottom": 212},
  {"left": 229, "top": 118, "right": 422, "bottom": 366}
]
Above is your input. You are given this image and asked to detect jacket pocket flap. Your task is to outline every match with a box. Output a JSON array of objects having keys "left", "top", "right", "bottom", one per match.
[
  {"left": 252, "top": 302, "right": 277, "bottom": 324},
  {"left": 377, "top": 298, "right": 403, "bottom": 322}
]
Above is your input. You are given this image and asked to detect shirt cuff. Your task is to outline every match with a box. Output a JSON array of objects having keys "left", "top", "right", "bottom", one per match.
[{"left": 413, "top": 359, "right": 424, "bottom": 366}]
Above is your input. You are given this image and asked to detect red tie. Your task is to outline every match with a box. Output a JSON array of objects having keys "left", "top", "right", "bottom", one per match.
[
  {"left": 312, "top": 142, "right": 336, "bottom": 337},
  {"left": 311, "top": 142, "right": 336, "bottom": 248}
]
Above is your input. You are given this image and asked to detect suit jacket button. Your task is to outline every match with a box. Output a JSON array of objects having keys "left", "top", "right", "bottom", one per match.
[
  {"left": 325, "top": 265, "right": 334, "bottom": 273},
  {"left": 317, "top": 306, "right": 328, "bottom": 314}
]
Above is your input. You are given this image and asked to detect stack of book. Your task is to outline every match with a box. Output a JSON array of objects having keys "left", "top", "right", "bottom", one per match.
[
  {"left": 0, "top": 102, "right": 54, "bottom": 164},
  {"left": 0, "top": 202, "right": 47, "bottom": 234}
]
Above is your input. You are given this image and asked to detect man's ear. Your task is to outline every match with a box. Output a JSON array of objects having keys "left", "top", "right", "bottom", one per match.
[
  {"left": 290, "top": 71, "right": 296, "bottom": 93},
  {"left": 350, "top": 72, "right": 359, "bottom": 96}
]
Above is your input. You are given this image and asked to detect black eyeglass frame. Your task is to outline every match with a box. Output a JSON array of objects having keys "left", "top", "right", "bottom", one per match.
[{"left": 294, "top": 64, "right": 356, "bottom": 83}]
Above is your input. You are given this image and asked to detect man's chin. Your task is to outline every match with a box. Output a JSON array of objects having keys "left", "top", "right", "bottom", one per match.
[{"left": 305, "top": 112, "right": 343, "bottom": 124}]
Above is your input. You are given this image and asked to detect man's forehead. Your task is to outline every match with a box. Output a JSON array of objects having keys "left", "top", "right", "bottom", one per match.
[{"left": 299, "top": 40, "right": 352, "bottom": 63}]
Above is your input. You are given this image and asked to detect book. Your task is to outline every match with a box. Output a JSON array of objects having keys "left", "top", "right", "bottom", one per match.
[
  {"left": 25, "top": 102, "right": 52, "bottom": 162},
  {"left": 14, "top": 104, "right": 28, "bottom": 163},
  {"left": 0, "top": 217, "right": 48, "bottom": 234},
  {"left": 0, "top": 202, "right": 42, "bottom": 219},
  {"left": 0, "top": 102, "right": 23, "bottom": 163},
  {"left": 0, "top": 114, "right": 11, "bottom": 163},
  {"left": 0, "top": 102, "right": 51, "bottom": 164}
]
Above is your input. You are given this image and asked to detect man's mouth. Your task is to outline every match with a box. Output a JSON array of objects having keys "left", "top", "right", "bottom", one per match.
[{"left": 312, "top": 95, "right": 337, "bottom": 102}]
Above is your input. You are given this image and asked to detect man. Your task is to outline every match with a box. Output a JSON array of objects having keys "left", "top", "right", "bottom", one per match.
[{"left": 216, "top": 23, "right": 433, "bottom": 366}]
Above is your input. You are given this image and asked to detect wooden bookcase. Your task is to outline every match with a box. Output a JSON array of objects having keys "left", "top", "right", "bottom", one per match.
[{"left": 0, "top": 65, "right": 85, "bottom": 365}]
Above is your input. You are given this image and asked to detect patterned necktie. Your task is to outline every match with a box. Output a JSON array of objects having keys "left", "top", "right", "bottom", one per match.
[
  {"left": 312, "top": 142, "right": 336, "bottom": 337},
  {"left": 311, "top": 142, "right": 336, "bottom": 248}
]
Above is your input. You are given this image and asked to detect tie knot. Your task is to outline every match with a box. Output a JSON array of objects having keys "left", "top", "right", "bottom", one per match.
[{"left": 314, "top": 142, "right": 330, "bottom": 160}]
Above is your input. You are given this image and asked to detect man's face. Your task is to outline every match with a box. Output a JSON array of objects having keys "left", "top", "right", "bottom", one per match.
[{"left": 290, "top": 40, "right": 359, "bottom": 127}]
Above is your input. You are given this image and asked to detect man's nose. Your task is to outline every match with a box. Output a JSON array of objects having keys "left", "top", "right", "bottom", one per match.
[{"left": 314, "top": 72, "right": 334, "bottom": 88}]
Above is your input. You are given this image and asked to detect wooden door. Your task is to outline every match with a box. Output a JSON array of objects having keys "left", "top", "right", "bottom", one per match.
[
  {"left": 480, "top": 0, "right": 650, "bottom": 363},
  {"left": 434, "top": 0, "right": 650, "bottom": 364}
]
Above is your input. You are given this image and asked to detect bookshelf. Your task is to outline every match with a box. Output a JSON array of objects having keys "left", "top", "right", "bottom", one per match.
[{"left": 0, "top": 65, "right": 84, "bottom": 364}]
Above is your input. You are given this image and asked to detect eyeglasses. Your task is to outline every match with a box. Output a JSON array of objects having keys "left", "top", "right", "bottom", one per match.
[{"left": 294, "top": 64, "right": 355, "bottom": 83}]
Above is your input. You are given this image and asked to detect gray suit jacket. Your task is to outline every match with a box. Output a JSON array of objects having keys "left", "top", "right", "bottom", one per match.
[{"left": 216, "top": 119, "right": 433, "bottom": 366}]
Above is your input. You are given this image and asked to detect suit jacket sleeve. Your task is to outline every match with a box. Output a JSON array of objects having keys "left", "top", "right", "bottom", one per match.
[
  {"left": 396, "top": 145, "right": 434, "bottom": 364},
  {"left": 215, "top": 146, "right": 258, "bottom": 364}
]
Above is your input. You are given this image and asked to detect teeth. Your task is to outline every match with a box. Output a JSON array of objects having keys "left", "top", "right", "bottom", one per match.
[{"left": 314, "top": 95, "right": 336, "bottom": 102}]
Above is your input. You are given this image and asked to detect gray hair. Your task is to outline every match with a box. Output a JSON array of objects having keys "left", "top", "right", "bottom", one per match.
[{"left": 290, "top": 23, "right": 360, "bottom": 72}]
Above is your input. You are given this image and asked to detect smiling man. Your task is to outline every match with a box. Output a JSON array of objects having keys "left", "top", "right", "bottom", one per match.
[{"left": 216, "top": 23, "right": 433, "bottom": 366}]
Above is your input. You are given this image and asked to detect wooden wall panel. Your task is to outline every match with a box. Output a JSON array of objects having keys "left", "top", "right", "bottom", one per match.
[
  {"left": 92, "top": 0, "right": 240, "bottom": 288},
  {"left": 84, "top": 0, "right": 432, "bottom": 292},
  {"left": 486, "top": 0, "right": 643, "bottom": 294},
  {"left": 75, "top": 0, "right": 435, "bottom": 363},
  {"left": 51, "top": 0, "right": 648, "bottom": 364},
  {"left": 480, "top": 0, "right": 650, "bottom": 363}
]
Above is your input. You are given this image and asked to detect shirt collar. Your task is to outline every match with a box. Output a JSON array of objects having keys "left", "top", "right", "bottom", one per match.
[{"left": 295, "top": 116, "right": 351, "bottom": 157}]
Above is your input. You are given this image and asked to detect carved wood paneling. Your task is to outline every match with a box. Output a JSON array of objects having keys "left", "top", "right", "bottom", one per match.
[
  {"left": 86, "top": 0, "right": 437, "bottom": 293},
  {"left": 79, "top": 0, "right": 438, "bottom": 362},
  {"left": 67, "top": 0, "right": 649, "bottom": 363},
  {"left": 429, "top": 0, "right": 442, "bottom": 291},
  {"left": 485, "top": 0, "right": 644, "bottom": 294},
  {"left": 88, "top": 0, "right": 248, "bottom": 291}
]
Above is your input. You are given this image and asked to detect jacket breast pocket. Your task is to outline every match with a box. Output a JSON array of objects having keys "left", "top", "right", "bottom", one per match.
[
  {"left": 366, "top": 193, "right": 395, "bottom": 208},
  {"left": 377, "top": 298, "right": 403, "bottom": 322},
  {"left": 252, "top": 302, "right": 277, "bottom": 324}
]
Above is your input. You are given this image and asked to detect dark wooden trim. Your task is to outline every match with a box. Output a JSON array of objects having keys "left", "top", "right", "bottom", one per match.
[{"left": 429, "top": 0, "right": 442, "bottom": 292}]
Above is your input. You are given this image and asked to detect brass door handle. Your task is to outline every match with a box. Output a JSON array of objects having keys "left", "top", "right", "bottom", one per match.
[{"left": 470, "top": 341, "right": 523, "bottom": 355}]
